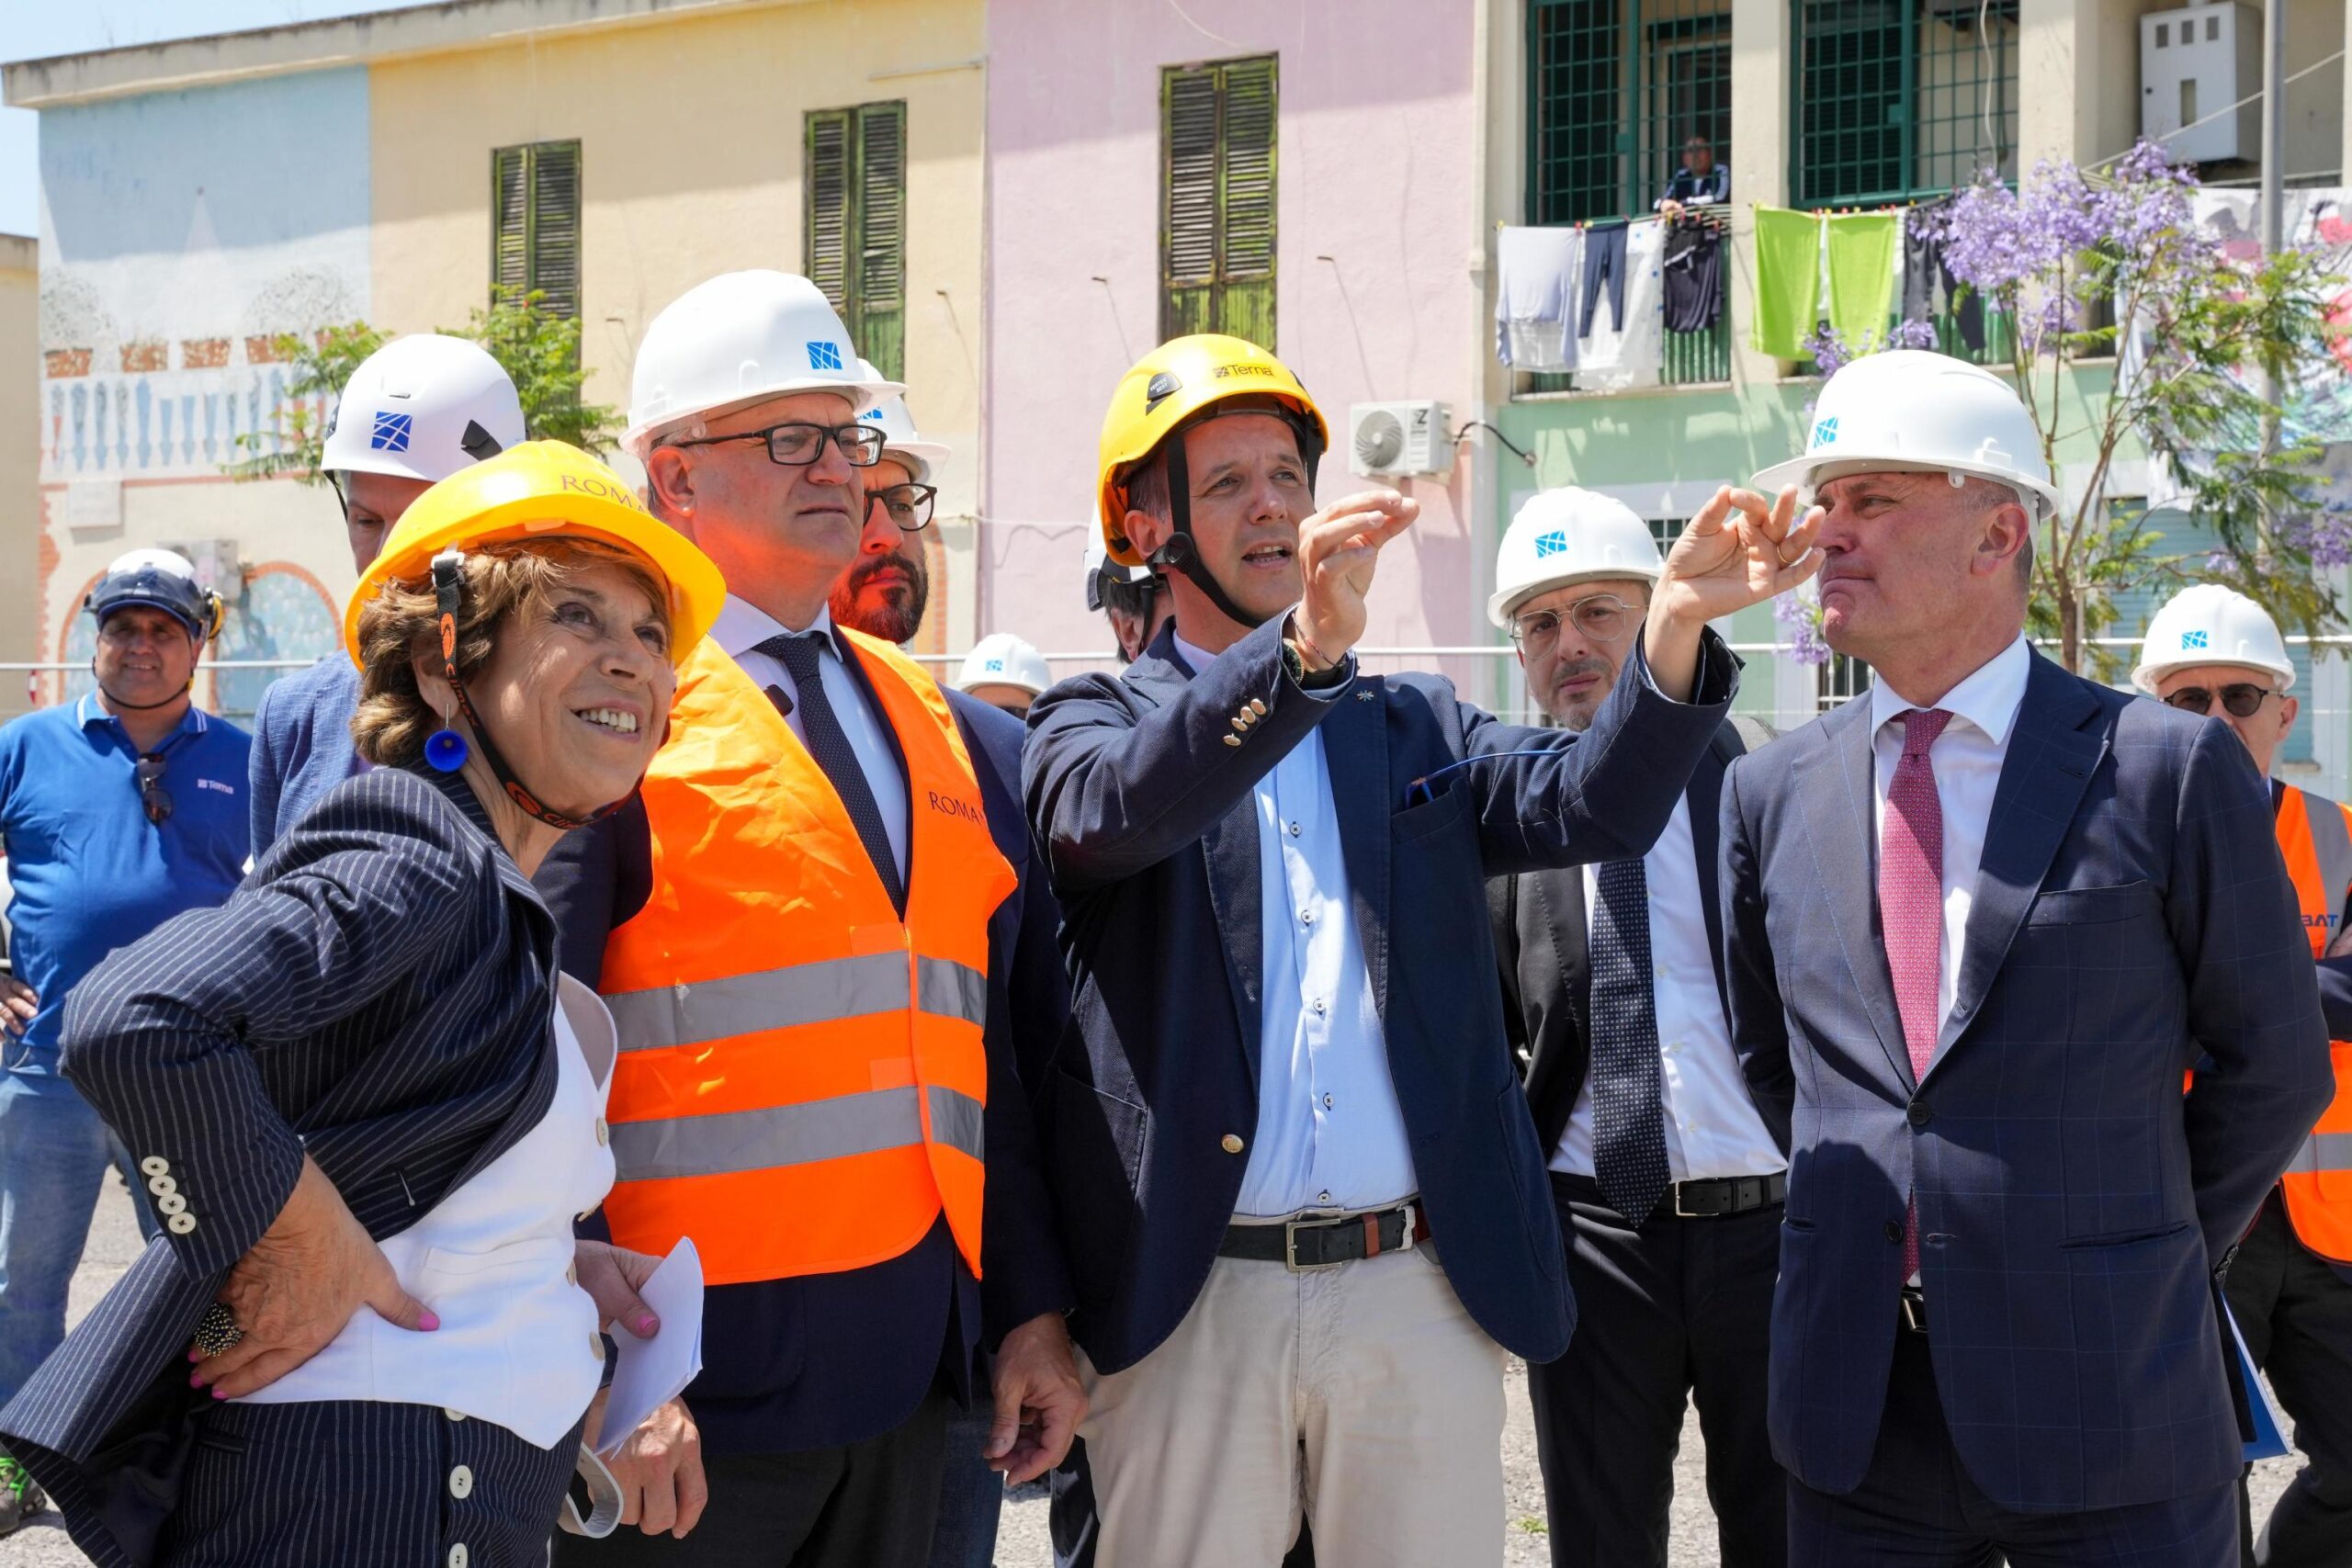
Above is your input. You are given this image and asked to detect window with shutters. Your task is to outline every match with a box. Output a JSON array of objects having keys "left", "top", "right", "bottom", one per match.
[
  {"left": 1161, "top": 56, "right": 1276, "bottom": 347},
  {"left": 806, "top": 102, "right": 907, "bottom": 381},
  {"left": 491, "top": 141, "right": 582, "bottom": 323}
]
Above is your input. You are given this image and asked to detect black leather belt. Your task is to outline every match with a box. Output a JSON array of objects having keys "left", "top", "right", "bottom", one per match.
[
  {"left": 1669, "top": 1171, "right": 1787, "bottom": 1218},
  {"left": 1219, "top": 1201, "right": 1430, "bottom": 1272},
  {"left": 1899, "top": 1284, "right": 1928, "bottom": 1335}
]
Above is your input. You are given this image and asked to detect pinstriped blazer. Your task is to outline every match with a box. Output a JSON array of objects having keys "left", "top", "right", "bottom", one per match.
[{"left": 0, "top": 764, "right": 565, "bottom": 1568}]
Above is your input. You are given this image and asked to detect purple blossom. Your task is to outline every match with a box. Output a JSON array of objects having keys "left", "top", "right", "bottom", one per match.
[
  {"left": 2281, "top": 509, "right": 2352, "bottom": 570},
  {"left": 1804, "top": 318, "right": 1940, "bottom": 376},
  {"left": 1773, "top": 584, "right": 1831, "bottom": 667}
]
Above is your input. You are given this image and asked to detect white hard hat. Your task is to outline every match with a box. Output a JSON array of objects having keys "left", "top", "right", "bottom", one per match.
[
  {"left": 956, "top": 633, "right": 1053, "bottom": 697},
  {"left": 1084, "top": 514, "right": 1153, "bottom": 610},
  {"left": 623, "top": 271, "right": 903, "bottom": 459},
  {"left": 322, "top": 334, "right": 526, "bottom": 485},
  {"left": 853, "top": 358, "right": 950, "bottom": 485},
  {"left": 2131, "top": 582, "right": 2296, "bottom": 694},
  {"left": 1488, "top": 488, "right": 1663, "bottom": 628},
  {"left": 1750, "top": 349, "right": 2062, "bottom": 518}
]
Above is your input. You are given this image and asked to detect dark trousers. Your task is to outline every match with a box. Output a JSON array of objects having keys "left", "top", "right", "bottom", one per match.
[
  {"left": 1578, "top": 220, "right": 1631, "bottom": 337},
  {"left": 558, "top": 1386, "right": 953, "bottom": 1568},
  {"left": 1788, "top": 1327, "right": 2237, "bottom": 1565},
  {"left": 163, "top": 1401, "right": 582, "bottom": 1568},
  {"left": 926, "top": 1382, "right": 1001, "bottom": 1568},
  {"left": 1048, "top": 1436, "right": 1314, "bottom": 1568},
  {"left": 1527, "top": 1170, "right": 1784, "bottom": 1568},
  {"left": 2228, "top": 1188, "right": 2352, "bottom": 1567}
]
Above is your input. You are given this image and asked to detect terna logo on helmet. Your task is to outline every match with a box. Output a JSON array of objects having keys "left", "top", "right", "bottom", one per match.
[
  {"left": 806, "top": 341, "right": 843, "bottom": 372},
  {"left": 371, "top": 412, "right": 413, "bottom": 452},
  {"left": 2183, "top": 629, "right": 2210, "bottom": 649},
  {"left": 1533, "top": 531, "right": 1569, "bottom": 558},
  {"left": 1812, "top": 417, "right": 1838, "bottom": 447}
]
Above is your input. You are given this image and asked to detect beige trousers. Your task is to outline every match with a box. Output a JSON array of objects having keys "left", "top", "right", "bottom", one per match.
[{"left": 1078, "top": 1237, "right": 1507, "bottom": 1567}]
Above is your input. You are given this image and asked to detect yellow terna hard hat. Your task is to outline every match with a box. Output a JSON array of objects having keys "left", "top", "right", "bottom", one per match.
[
  {"left": 343, "top": 438, "right": 727, "bottom": 664},
  {"left": 1096, "top": 334, "right": 1329, "bottom": 568}
]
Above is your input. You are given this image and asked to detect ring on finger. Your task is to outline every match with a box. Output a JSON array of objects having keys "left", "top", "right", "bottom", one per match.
[{"left": 192, "top": 1301, "right": 245, "bottom": 1359}]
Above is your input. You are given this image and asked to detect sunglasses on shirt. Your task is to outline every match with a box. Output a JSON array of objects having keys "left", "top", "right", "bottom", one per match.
[
  {"left": 2162, "top": 682, "right": 2278, "bottom": 719},
  {"left": 135, "top": 753, "right": 173, "bottom": 826}
]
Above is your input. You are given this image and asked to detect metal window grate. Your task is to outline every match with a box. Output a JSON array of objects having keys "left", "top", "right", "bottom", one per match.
[
  {"left": 807, "top": 102, "right": 909, "bottom": 380},
  {"left": 1817, "top": 651, "right": 1870, "bottom": 711},
  {"left": 1792, "top": 0, "right": 2018, "bottom": 208}
]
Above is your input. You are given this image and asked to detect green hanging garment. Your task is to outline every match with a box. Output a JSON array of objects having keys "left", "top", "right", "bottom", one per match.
[
  {"left": 1824, "top": 212, "right": 1900, "bottom": 351},
  {"left": 1751, "top": 208, "right": 1823, "bottom": 360}
]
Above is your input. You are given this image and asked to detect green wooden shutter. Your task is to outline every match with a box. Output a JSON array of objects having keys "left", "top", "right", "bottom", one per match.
[
  {"left": 1161, "top": 56, "right": 1278, "bottom": 346},
  {"left": 803, "top": 104, "right": 907, "bottom": 381},
  {"left": 528, "top": 141, "right": 582, "bottom": 321},
  {"left": 492, "top": 145, "right": 529, "bottom": 299}
]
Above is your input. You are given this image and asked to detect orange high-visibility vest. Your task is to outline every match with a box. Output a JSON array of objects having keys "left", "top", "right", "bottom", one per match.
[
  {"left": 595, "top": 632, "right": 1013, "bottom": 1288},
  {"left": 2277, "top": 783, "right": 2352, "bottom": 1264}
]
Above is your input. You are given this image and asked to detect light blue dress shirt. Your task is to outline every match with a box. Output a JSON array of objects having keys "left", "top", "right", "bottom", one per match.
[{"left": 1175, "top": 634, "right": 1418, "bottom": 1217}]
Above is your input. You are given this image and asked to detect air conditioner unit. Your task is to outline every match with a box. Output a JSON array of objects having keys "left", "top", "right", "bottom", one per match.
[{"left": 1348, "top": 400, "right": 1452, "bottom": 480}]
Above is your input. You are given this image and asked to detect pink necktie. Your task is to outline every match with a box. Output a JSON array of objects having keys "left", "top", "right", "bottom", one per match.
[{"left": 1880, "top": 707, "right": 1951, "bottom": 1281}]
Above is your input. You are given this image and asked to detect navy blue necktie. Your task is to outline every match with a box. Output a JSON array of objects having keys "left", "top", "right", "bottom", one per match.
[
  {"left": 758, "top": 633, "right": 906, "bottom": 916},
  {"left": 1589, "top": 856, "right": 1670, "bottom": 1224}
]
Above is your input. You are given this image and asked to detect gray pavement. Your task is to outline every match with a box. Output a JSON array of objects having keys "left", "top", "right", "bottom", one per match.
[{"left": 0, "top": 1179, "right": 2306, "bottom": 1565}]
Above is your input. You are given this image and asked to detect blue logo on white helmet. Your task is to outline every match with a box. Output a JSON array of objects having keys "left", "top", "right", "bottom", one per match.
[
  {"left": 1812, "top": 416, "right": 1839, "bottom": 448},
  {"left": 1533, "top": 530, "right": 1569, "bottom": 558},
  {"left": 2182, "top": 629, "right": 2210, "bottom": 649},
  {"left": 806, "top": 341, "right": 843, "bottom": 372},
  {"left": 986, "top": 659, "right": 1005, "bottom": 671},
  {"left": 371, "top": 412, "right": 413, "bottom": 453}
]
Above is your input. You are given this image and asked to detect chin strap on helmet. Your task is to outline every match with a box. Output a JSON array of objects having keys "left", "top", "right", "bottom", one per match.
[
  {"left": 431, "top": 549, "right": 636, "bottom": 832},
  {"left": 1141, "top": 402, "right": 1328, "bottom": 635}
]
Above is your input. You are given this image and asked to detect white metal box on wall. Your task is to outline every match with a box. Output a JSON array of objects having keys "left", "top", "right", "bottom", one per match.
[{"left": 2140, "top": 3, "right": 2262, "bottom": 164}]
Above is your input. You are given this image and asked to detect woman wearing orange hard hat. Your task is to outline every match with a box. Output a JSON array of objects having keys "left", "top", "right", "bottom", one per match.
[{"left": 3, "top": 440, "right": 727, "bottom": 1566}]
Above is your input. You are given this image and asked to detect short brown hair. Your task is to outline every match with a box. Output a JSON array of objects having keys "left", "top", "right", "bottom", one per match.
[{"left": 351, "top": 538, "right": 668, "bottom": 768}]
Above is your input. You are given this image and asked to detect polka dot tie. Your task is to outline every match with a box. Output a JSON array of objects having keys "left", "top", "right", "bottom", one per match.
[
  {"left": 1589, "top": 856, "right": 1670, "bottom": 1225},
  {"left": 1881, "top": 706, "right": 1952, "bottom": 1281}
]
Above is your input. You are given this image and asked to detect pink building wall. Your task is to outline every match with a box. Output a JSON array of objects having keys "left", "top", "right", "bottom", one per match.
[{"left": 981, "top": 0, "right": 1486, "bottom": 659}]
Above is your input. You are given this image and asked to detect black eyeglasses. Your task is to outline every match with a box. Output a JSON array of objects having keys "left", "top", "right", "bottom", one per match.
[
  {"left": 866, "top": 482, "right": 938, "bottom": 532},
  {"left": 135, "top": 754, "right": 172, "bottom": 826},
  {"left": 2164, "top": 682, "right": 2279, "bottom": 718},
  {"left": 667, "top": 422, "right": 886, "bottom": 468},
  {"left": 1508, "top": 593, "right": 1649, "bottom": 651}
]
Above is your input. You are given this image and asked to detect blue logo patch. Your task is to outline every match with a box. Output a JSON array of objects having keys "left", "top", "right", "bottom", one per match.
[
  {"left": 860, "top": 407, "right": 886, "bottom": 422},
  {"left": 1812, "top": 416, "right": 1839, "bottom": 448},
  {"left": 1533, "top": 530, "right": 1569, "bottom": 558},
  {"left": 985, "top": 659, "right": 1005, "bottom": 671},
  {"left": 370, "top": 412, "right": 413, "bottom": 453},
  {"left": 2182, "top": 629, "right": 2210, "bottom": 649},
  {"left": 806, "top": 341, "right": 843, "bottom": 371}
]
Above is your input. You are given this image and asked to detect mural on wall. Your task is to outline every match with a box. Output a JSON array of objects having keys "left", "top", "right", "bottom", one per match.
[{"left": 35, "top": 67, "right": 372, "bottom": 707}]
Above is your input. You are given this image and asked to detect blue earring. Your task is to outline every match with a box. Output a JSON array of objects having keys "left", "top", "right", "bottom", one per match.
[{"left": 425, "top": 705, "right": 469, "bottom": 773}]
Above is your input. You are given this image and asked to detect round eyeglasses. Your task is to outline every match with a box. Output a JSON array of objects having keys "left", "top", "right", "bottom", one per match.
[
  {"left": 2163, "top": 682, "right": 2279, "bottom": 719},
  {"left": 1508, "top": 593, "right": 1647, "bottom": 652},
  {"left": 668, "top": 422, "right": 887, "bottom": 468}
]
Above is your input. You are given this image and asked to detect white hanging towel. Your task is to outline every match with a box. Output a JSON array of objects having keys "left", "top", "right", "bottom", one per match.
[
  {"left": 1496, "top": 226, "right": 1584, "bottom": 372},
  {"left": 1578, "top": 219, "right": 1666, "bottom": 391}
]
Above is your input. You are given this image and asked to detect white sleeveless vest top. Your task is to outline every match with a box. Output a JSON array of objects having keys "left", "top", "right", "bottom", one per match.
[{"left": 235, "top": 975, "right": 619, "bottom": 1449}]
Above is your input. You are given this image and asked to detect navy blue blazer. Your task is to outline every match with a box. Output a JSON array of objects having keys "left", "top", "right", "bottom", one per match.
[
  {"left": 532, "top": 657, "right": 1072, "bottom": 1455},
  {"left": 1721, "top": 651, "right": 2335, "bottom": 1514},
  {"left": 1022, "top": 615, "right": 1739, "bottom": 1375},
  {"left": 0, "top": 766, "right": 564, "bottom": 1567}
]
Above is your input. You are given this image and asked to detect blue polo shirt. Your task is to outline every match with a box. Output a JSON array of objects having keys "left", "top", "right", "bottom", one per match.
[{"left": 0, "top": 697, "right": 252, "bottom": 1072}]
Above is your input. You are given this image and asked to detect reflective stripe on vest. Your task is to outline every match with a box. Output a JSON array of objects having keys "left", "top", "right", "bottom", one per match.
[
  {"left": 595, "top": 632, "right": 1014, "bottom": 1287},
  {"left": 2274, "top": 784, "right": 2352, "bottom": 1264}
]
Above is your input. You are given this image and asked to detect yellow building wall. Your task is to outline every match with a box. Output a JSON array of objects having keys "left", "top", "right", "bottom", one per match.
[
  {"left": 366, "top": 0, "right": 985, "bottom": 650},
  {"left": 0, "top": 236, "right": 37, "bottom": 718}
]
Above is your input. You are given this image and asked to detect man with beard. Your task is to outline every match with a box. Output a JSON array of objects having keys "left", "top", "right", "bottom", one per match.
[
  {"left": 1485, "top": 489, "right": 1785, "bottom": 1568},
  {"left": 828, "top": 383, "right": 1075, "bottom": 1568}
]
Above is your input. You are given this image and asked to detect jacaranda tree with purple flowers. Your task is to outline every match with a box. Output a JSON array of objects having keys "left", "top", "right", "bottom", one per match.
[{"left": 1926, "top": 141, "right": 2344, "bottom": 674}]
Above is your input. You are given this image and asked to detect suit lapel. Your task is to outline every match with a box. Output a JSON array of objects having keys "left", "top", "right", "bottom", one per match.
[
  {"left": 1134, "top": 631, "right": 1267, "bottom": 1081},
  {"left": 1795, "top": 697, "right": 1917, "bottom": 1092},
  {"left": 1930, "top": 653, "right": 2108, "bottom": 1064},
  {"left": 1323, "top": 676, "right": 1391, "bottom": 1016}
]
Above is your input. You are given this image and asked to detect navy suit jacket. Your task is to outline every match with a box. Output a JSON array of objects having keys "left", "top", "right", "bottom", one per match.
[
  {"left": 1722, "top": 651, "right": 2335, "bottom": 1513},
  {"left": 533, "top": 650, "right": 1071, "bottom": 1454},
  {"left": 0, "top": 767, "right": 563, "bottom": 1567},
  {"left": 1023, "top": 615, "right": 1738, "bottom": 1374}
]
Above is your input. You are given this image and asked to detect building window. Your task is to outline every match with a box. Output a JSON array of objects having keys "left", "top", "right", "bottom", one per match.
[
  {"left": 1524, "top": 2, "right": 1731, "bottom": 389},
  {"left": 1791, "top": 0, "right": 2018, "bottom": 208},
  {"left": 1162, "top": 55, "right": 1277, "bottom": 347},
  {"left": 1817, "top": 651, "right": 1870, "bottom": 712},
  {"left": 492, "top": 141, "right": 582, "bottom": 321},
  {"left": 807, "top": 102, "right": 907, "bottom": 381}
]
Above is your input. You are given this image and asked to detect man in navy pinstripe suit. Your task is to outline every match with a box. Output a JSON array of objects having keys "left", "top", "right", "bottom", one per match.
[{"left": 1724, "top": 351, "right": 2334, "bottom": 1563}]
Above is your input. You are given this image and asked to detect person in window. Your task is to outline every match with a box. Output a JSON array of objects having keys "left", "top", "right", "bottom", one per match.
[{"left": 1657, "top": 136, "right": 1729, "bottom": 218}]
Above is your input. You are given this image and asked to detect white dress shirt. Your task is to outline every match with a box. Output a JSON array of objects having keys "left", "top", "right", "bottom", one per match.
[
  {"left": 1174, "top": 633, "right": 1419, "bottom": 1217},
  {"left": 1868, "top": 633, "right": 2032, "bottom": 1058},
  {"left": 714, "top": 594, "right": 910, "bottom": 884},
  {"left": 1552, "top": 794, "right": 1785, "bottom": 1181}
]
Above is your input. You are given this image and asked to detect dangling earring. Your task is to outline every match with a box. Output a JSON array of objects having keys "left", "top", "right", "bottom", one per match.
[{"left": 424, "top": 695, "right": 469, "bottom": 773}]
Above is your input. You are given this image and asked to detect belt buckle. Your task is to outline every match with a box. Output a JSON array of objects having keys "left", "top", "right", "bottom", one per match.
[
  {"left": 1672, "top": 1181, "right": 1704, "bottom": 1219},
  {"left": 1899, "top": 1288, "right": 1928, "bottom": 1335},
  {"left": 1394, "top": 1201, "right": 1418, "bottom": 1253},
  {"left": 1283, "top": 1210, "right": 1349, "bottom": 1273}
]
